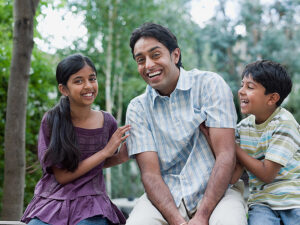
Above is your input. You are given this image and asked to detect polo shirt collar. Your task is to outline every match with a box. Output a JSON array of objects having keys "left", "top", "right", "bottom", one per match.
[{"left": 147, "top": 67, "right": 193, "bottom": 105}]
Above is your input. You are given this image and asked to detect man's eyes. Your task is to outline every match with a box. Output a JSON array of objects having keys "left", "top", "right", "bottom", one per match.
[
  {"left": 152, "top": 52, "right": 160, "bottom": 58},
  {"left": 136, "top": 58, "right": 145, "bottom": 64}
]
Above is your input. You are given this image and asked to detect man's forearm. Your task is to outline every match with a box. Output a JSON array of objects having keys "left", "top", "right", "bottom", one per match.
[
  {"left": 142, "top": 172, "right": 187, "bottom": 225},
  {"left": 194, "top": 151, "right": 235, "bottom": 221}
]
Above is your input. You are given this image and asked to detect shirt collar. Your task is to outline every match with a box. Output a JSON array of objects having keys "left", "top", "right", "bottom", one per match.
[{"left": 147, "top": 67, "right": 193, "bottom": 105}]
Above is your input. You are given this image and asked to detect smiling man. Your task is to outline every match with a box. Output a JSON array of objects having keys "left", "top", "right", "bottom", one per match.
[{"left": 125, "top": 23, "right": 247, "bottom": 225}]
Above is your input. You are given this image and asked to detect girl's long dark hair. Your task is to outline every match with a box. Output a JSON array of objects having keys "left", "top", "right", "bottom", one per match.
[{"left": 44, "top": 53, "right": 96, "bottom": 171}]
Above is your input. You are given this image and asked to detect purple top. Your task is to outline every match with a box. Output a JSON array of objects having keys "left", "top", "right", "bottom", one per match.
[{"left": 21, "top": 111, "right": 126, "bottom": 225}]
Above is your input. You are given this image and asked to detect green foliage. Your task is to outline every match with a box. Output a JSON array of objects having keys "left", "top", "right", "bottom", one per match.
[
  {"left": 0, "top": 0, "right": 13, "bottom": 214},
  {"left": 0, "top": 0, "right": 58, "bottom": 212},
  {"left": 23, "top": 49, "right": 57, "bottom": 207},
  {"left": 1, "top": 0, "right": 300, "bottom": 212}
]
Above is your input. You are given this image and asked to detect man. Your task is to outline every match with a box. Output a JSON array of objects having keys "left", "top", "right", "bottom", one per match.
[{"left": 125, "top": 23, "right": 247, "bottom": 225}]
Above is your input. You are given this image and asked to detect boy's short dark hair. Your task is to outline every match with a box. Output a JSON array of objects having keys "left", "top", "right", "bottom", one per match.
[
  {"left": 242, "top": 60, "right": 292, "bottom": 106},
  {"left": 129, "top": 22, "right": 182, "bottom": 69}
]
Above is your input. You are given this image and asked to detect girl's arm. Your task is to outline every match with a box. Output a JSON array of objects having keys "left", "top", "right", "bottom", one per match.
[
  {"left": 52, "top": 124, "right": 131, "bottom": 185},
  {"left": 103, "top": 142, "right": 129, "bottom": 168},
  {"left": 236, "top": 144, "right": 282, "bottom": 183}
]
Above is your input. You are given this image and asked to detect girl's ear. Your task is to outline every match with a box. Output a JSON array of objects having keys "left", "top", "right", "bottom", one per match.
[
  {"left": 58, "top": 84, "right": 68, "bottom": 97},
  {"left": 268, "top": 92, "right": 280, "bottom": 106}
]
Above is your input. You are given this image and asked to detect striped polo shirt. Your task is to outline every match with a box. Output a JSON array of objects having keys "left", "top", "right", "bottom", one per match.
[
  {"left": 126, "top": 68, "right": 237, "bottom": 211},
  {"left": 236, "top": 107, "right": 300, "bottom": 209}
]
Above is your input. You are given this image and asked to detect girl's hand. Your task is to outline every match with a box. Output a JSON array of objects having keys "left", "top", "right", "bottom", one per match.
[{"left": 104, "top": 124, "right": 131, "bottom": 158}]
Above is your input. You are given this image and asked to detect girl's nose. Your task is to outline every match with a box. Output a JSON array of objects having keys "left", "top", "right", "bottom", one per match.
[{"left": 84, "top": 80, "right": 93, "bottom": 89}]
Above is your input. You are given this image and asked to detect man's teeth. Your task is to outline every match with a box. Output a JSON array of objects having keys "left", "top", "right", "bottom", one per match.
[
  {"left": 148, "top": 71, "right": 161, "bottom": 78},
  {"left": 83, "top": 93, "right": 93, "bottom": 97}
]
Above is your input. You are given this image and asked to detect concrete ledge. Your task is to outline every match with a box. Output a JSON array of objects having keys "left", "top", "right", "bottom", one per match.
[{"left": 0, "top": 222, "right": 25, "bottom": 225}]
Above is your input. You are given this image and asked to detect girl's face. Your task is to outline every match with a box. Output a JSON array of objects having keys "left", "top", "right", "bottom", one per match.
[{"left": 60, "top": 64, "right": 98, "bottom": 107}]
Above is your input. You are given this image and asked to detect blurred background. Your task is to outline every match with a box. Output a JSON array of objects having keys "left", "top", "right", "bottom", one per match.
[{"left": 1, "top": 0, "right": 300, "bottom": 219}]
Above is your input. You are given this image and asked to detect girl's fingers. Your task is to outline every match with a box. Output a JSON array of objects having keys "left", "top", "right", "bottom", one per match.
[{"left": 121, "top": 134, "right": 130, "bottom": 141}]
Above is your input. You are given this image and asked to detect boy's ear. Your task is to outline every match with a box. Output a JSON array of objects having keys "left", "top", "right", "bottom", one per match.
[
  {"left": 58, "top": 84, "right": 68, "bottom": 97},
  {"left": 268, "top": 92, "right": 280, "bottom": 106}
]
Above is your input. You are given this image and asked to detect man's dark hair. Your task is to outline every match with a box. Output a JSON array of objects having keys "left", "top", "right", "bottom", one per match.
[
  {"left": 129, "top": 22, "right": 182, "bottom": 68},
  {"left": 242, "top": 60, "right": 292, "bottom": 106}
]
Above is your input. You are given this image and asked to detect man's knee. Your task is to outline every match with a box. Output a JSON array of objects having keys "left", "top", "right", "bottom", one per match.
[
  {"left": 209, "top": 187, "right": 247, "bottom": 225},
  {"left": 126, "top": 194, "right": 167, "bottom": 225}
]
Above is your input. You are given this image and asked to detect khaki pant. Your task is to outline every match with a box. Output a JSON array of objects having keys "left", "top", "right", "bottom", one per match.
[{"left": 126, "top": 180, "right": 247, "bottom": 225}]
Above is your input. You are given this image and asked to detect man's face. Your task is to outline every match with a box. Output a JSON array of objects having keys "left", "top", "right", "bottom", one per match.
[{"left": 133, "top": 37, "right": 180, "bottom": 96}]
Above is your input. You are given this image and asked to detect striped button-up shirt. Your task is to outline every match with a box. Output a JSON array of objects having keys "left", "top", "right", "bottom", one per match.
[{"left": 126, "top": 68, "right": 237, "bottom": 211}]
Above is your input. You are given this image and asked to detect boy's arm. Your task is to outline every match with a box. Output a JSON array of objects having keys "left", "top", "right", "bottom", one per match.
[
  {"left": 236, "top": 145, "right": 282, "bottom": 183},
  {"left": 230, "top": 160, "right": 244, "bottom": 184}
]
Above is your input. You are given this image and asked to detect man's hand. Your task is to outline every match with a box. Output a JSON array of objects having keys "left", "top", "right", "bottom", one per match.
[
  {"left": 188, "top": 216, "right": 208, "bottom": 225},
  {"left": 136, "top": 151, "right": 186, "bottom": 225}
]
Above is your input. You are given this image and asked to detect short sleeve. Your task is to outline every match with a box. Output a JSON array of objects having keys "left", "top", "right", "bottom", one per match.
[
  {"left": 265, "top": 121, "right": 300, "bottom": 166},
  {"left": 125, "top": 100, "right": 157, "bottom": 157},
  {"left": 201, "top": 74, "right": 237, "bottom": 129},
  {"left": 235, "top": 122, "right": 241, "bottom": 144}
]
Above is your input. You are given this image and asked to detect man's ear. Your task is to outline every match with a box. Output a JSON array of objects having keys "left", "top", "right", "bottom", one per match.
[
  {"left": 58, "top": 84, "right": 68, "bottom": 97},
  {"left": 268, "top": 92, "right": 280, "bottom": 106},
  {"left": 172, "top": 48, "right": 180, "bottom": 65}
]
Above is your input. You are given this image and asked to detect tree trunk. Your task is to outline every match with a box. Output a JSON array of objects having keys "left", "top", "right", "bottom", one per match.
[
  {"left": 104, "top": 0, "right": 115, "bottom": 198},
  {"left": 2, "top": 0, "right": 39, "bottom": 220}
]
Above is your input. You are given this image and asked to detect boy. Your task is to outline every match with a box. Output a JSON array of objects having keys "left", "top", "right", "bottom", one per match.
[{"left": 232, "top": 60, "right": 300, "bottom": 225}]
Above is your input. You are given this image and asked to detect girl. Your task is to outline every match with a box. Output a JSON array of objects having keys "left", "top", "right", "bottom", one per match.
[{"left": 21, "top": 54, "right": 130, "bottom": 225}]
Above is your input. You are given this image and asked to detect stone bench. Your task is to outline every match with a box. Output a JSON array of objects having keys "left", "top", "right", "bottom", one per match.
[{"left": 0, "top": 222, "right": 25, "bottom": 225}]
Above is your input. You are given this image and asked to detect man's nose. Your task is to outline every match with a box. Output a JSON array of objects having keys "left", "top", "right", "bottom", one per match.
[{"left": 145, "top": 58, "right": 155, "bottom": 69}]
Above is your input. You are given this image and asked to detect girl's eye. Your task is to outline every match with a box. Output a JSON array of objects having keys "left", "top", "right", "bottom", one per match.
[
  {"left": 90, "top": 77, "right": 97, "bottom": 82},
  {"left": 74, "top": 79, "right": 82, "bottom": 84}
]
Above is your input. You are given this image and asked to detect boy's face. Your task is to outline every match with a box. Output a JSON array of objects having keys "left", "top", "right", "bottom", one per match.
[
  {"left": 133, "top": 37, "right": 180, "bottom": 96},
  {"left": 238, "top": 74, "right": 276, "bottom": 123}
]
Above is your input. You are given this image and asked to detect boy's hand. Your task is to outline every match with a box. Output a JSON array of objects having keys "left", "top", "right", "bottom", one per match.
[
  {"left": 199, "top": 123, "right": 212, "bottom": 149},
  {"left": 117, "top": 142, "right": 129, "bottom": 163}
]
